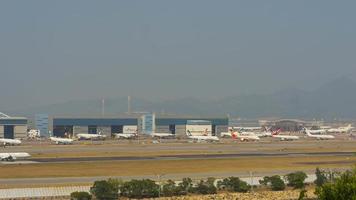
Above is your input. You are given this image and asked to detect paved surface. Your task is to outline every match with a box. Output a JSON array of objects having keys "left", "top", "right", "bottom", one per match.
[
  {"left": 0, "top": 167, "right": 350, "bottom": 187},
  {"left": 29, "top": 151, "right": 356, "bottom": 163}
]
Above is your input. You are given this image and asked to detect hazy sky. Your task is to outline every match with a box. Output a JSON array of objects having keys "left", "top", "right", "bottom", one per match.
[{"left": 1, "top": 1, "right": 356, "bottom": 109}]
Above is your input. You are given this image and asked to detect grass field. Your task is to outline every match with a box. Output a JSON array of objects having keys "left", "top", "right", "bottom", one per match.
[
  {"left": 0, "top": 155, "right": 355, "bottom": 179},
  {"left": 24, "top": 140, "right": 356, "bottom": 158}
]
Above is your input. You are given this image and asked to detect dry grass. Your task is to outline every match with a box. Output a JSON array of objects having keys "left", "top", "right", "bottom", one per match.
[
  {"left": 28, "top": 140, "right": 356, "bottom": 158},
  {"left": 0, "top": 155, "right": 355, "bottom": 179}
]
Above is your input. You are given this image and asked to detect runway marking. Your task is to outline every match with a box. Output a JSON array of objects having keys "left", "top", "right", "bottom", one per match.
[{"left": 29, "top": 151, "right": 356, "bottom": 163}]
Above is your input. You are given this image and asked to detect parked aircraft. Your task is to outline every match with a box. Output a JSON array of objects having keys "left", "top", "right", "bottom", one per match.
[
  {"left": 307, "top": 129, "right": 327, "bottom": 134},
  {"left": 0, "top": 152, "right": 30, "bottom": 161},
  {"left": 186, "top": 130, "right": 219, "bottom": 142},
  {"left": 271, "top": 129, "right": 299, "bottom": 141},
  {"left": 327, "top": 124, "right": 353, "bottom": 133},
  {"left": 151, "top": 132, "right": 175, "bottom": 139},
  {"left": 115, "top": 133, "right": 137, "bottom": 139},
  {"left": 50, "top": 137, "right": 74, "bottom": 145},
  {"left": 0, "top": 138, "right": 22, "bottom": 146},
  {"left": 304, "top": 129, "right": 335, "bottom": 140},
  {"left": 230, "top": 130, "right": 260, "bottom": 141},
  {"left": 234, "top": 126, "right": 261, "bottom": 131},
  {"left": 221, "top": 131, "right": 233, "bottom": 137},
  {"left": 77, "top": 133, "right": 106, "bottom": 140}
]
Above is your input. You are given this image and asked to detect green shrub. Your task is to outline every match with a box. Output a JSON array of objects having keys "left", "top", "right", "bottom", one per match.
[
  {"left": 90, "top": 180, "right": 118, "bottom": 200},
  {"left": 298, "top": 188, "right": 307, "bottom": 200},
  {"left": 177, "top": 177, "right": 194, "bottom": 195},
  {"left": 285, "top": 171, "right": 308, "bottom": 189},
  {"left": 269, "top": 175, "right": 286, "bottom": 191},
  {"left": 259, "top": 176, "right": 271, "bottom": 186},
  {"left": 315, "top": 167, "right": 328, "bottom": 187},
  {"left": 194, "top": 178, "right": 217, "bottom": 195},
  {"left": 120, "top": 179, "right": 159, "bottom": 199},
  {"left": 70, "top": 191, "right": 92, "bottom": 200},
  {"left": 162, "top": 179, "right": 180, "bottom": 197},
  {"left": 315, "top": 168, "right": 356, "bottom": 200},
  {"left": 217, "top": 177, "right": 251, "bottom": 192}
]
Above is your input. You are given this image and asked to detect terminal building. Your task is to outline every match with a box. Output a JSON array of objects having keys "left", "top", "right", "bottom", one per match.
[
  {"left": 52, "top": 115, "right": 139, "bottom": 138},
  {"left": 51, "top": 114, "right": 229, "bottom": 138},
  {"left": 0, "top": 112, "right": 28, "bottom": 139},
  {"left": 149, "top": 114, "right": 228, "bottom": 137}
]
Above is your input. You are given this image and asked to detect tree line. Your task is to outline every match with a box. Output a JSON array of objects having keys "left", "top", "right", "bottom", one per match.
[{"left": 70, "top": 167, "right": 356, "bottom": 200}]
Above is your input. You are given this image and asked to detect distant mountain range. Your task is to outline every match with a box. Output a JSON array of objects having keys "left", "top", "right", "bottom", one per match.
[{"left": 6, "top": 77, "right": 356, "bottom": 119}]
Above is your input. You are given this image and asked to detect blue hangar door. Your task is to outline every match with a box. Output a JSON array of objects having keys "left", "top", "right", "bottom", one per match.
[{"left": 4, "top": 125, "right": 14, "bottom": 139}]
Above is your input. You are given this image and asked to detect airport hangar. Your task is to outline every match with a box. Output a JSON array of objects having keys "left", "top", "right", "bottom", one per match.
[
  {"left": 0, "top": 113, "right": 28, "bottom": 139},
  {"left": 51, "top": 114, "right": 229, "bottom": 138},
  {"left": 259, "top": 119, "right": 315, "bottom": 132}
]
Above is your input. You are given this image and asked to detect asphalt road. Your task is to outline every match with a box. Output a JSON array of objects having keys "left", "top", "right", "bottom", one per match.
[{"left": 30, "top": 151, "right": 356, "bottom": 163}]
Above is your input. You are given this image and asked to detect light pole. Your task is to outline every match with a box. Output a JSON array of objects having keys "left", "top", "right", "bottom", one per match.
[{"left": 156, "top": 174, "right": 165, "bottom": 198}]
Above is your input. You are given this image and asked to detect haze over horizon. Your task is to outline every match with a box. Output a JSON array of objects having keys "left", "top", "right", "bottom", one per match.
[{"left": 1, "top": 1, "right": 356, "bottom": 111}]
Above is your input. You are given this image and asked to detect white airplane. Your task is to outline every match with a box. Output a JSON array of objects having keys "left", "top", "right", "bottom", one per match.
[
  {"left": 234, "top": 126, "right": 261, "bottom": 131},
  {"left": 327, "top": 124, "right": 353, "bottom": 133},
  {"left": 50, "top": 137, "right": 74, "bottom": 145},
  {"left": 115, "top": 133, "right": 137, "bottom": 139},
  {"left": 222, "top": 130, "right": 268, "bottom": 138},
  {"left": 254, "top": 127, "right": 273, "bottom": 137},
  {"left": 186, "top": 130, "right": 219, "bottom": 142},
  {"left": 230, "top": 131, "right": 260, "bottom": 141},
  {"left": 151, "top": 132, "right": 175, "bottom": 139},
  {"left": 307, "top": 129, "right": 327, "bottom": 134},
  {"left": 0, "top": 138, "right": 22, "bottom": 146},
  {"left": 77, "top": 133, "right": 106, "bottom": 140},
  {"left": 0, "top": 152, "right": 31, "bottom": 161},
  {"left": 221, "top": 131, "right": 233, "bottom": 138},
  {"left": 304, "top": 129, "right": 335, "bottom": 140},
  {"left": 271, "top": 130, "right": 299, "bottom": 141}
]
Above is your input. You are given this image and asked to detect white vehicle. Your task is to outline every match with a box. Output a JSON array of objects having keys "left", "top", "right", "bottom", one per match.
[
  {"left": 327, "top": 124, "right": 353, "bottom": 133},
  {"left": 230, "top": 131, "right": 260, "bottom": 141},
  {"left": 77, "top": 133, "right": 106, "bottom": 140},
  {"left": 304, "top": 129, "right": 335, "bottom": 140},
  {"left": 271, "top": 130, "right": 299, "bottom": 141},
  {"left": 115, "top": 133, "right": 137, "bottom": 139},
  {"left": 151, "top": 132, "right": 175, "bottom": 139},
  {"left": 186, "top": 130, "right": 219, "bottom": 142},
  {"left": 0, "top": 152, "right": 31, "bottom": 161},
  {"left": 50, "top": 137, "right": 74, "bottom": 145},
  {"left": 0, "top": 138, "right": 21, "bottom": 146}
]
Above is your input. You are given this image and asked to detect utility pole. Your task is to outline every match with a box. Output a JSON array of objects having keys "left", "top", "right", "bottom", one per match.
[
  {"left": 101, "top": 98, "right": 105, "bottom": 116},
  {"left": 249, "top": 171, "right": 254, "bottom": 192},
  {"left": 128, "top": 96, "right": 131, "bottom": 114}
]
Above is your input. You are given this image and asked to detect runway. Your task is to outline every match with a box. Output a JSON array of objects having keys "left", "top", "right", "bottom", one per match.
[{"left": 30, "top": 151, "right": 356, "bottom": 163}]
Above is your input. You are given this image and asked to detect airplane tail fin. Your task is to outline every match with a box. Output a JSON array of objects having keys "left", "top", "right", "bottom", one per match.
[
  {"left": 186, "top": 130, "right": 192, "bottom": 136},
  {"left": 272, "top": 129, "right": 281, "bottom": 135},
  {"left": 263, "top": 126, "right": 271, "bottom": 132},
  {"left": 304, "top": 128, "right": 312, "bottom": 136}
]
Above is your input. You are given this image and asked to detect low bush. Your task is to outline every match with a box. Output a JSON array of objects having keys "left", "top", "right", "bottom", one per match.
[
  {"left": 315, "top": 168, "right": 356, "bottom": 200},
  {"left": 194, "top": 177, "right": 217, "bottom": 195},
  {"left": 285, "top": 171, "right": 308, "bottom": 189},
  {"left": 217, "top": 177, "right": 251, "bottom": 192},
  {"left": 70, "top": 191, "right": 92, "bottom": 200},
  {"left": 90, "top": 180, "right": 118, "bottom": 200},
  {"left": 120, "top": 179, "right": 159, "bottom": 199}
]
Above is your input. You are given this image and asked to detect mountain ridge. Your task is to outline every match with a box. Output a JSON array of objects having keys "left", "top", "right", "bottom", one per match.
[{"left": 5, "top": 77, "right": 356, "bottom": 119}]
